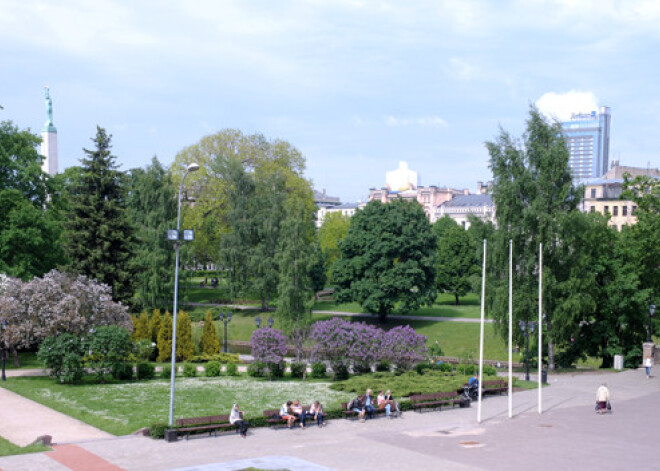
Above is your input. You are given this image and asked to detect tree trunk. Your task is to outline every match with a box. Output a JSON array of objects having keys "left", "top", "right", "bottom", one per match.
[
  {"left": 455, "top": 293, "right": 460, "bottom": 305},
  {"left": 12, "top": 346, "right": 19, "bottom": 367},
  {"left": 601, "top": 355, "right": 614, "bottom": 369},
  {"left": 547, "top": 340, "right": 555, "bottom": 370}
]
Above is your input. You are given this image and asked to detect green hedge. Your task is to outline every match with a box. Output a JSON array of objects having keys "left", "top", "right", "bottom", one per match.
[{"left": 190, "top": 353, "right": 240, "bottom": 364}]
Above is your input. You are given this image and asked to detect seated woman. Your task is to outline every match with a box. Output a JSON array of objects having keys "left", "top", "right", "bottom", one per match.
[
  {"left": 377, "top": 389, "right": 400, "bottom": 417},
  {"left": 291, "top": 399, "right": 307, "bottom": 429},
  {"left": 229, "top": 403, "right": 248, "bottom": 438},
  {"left": 279, "top": 400, "right": 297, "bottom": 428},
  {"left": 349, "top": 395, "right": 367, "bottom": 421},
  {"left": 309, "top": 400, "right": 324, "bottom": 427}
]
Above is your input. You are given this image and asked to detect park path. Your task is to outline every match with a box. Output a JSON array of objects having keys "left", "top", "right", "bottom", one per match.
[
  {"left": 187, "top": 302, "right": 493, "bottom": 323},
  {"left": 0, "top": 381, "right": 114, "bottom": 447}
]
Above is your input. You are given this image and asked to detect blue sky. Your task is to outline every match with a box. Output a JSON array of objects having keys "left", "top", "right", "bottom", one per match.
[{"left": 2, "top": 0, "right": 659, "bottom": 202}]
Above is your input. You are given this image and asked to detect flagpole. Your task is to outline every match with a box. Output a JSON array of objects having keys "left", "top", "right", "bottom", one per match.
[
  {"left": 508, "top": 239, "right": 513, "bottom": 418},
  {"left": 477, "top": 239, "right": 487, "bottom": 423}
]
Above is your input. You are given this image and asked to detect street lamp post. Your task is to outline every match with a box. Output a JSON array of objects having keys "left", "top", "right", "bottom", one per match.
[
  {"left": 519, "top": 320, "right": 536, "bottom": 382},
  {"left": 649, "top": 304, "right": 657, "bottom": 343},
  {"left": 220, "top": 312, "right": 232, "bottom": 353},
  {"left": 168, "top": 162, "right": 200, "bottom": 427},
  {"left": 1, "top": 319, "right": 7, "bottom": 382}
]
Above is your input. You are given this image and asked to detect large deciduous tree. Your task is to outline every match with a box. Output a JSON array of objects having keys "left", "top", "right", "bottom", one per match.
[
  {"left": 318, "top": 212, "right": 351, "bottom": 283},
  {"left": 65, "top": 127, "right": 135, "bottom": 305},
  {"left": 127, "top": 157, "right": 177, "bottom": 310},
  {"left": 433, "top": 216, "right": 478, "bottom": 305},
  {"left": 333, "top": 199, "right": 437, "bottom": 320}
]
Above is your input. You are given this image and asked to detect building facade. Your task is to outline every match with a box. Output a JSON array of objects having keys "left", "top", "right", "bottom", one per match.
[
  {"left": 581, "top": 164, "right": 660, "bottom": 231},
  {"left": 561, "top": 106, "right": 611, "bottom": 182},
  {"left": 434, "top": 194, "right": 495, "bottom": 229}
]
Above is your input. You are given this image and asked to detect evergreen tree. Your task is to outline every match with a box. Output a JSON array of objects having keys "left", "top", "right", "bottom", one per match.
[
  {"left": 200, "top": 310, "right": 221, "bottom": 355},
  {"left": 133, "top": 311, "right": 151, "bottom": 341},
  {"left": 176, "top": 311, "right": 194, "bottom": 361},
  {"left": 127, "top": 157, "right": 176, "bottom": 310},
  {"left": 65, "top": 126, "right": 134, "bottom": 305},
  {"left": 157, "top": 311, "right": 173, "bottom": 362},
  {"left": 149, "top": 308, "right": 162, "bottom": 343}
]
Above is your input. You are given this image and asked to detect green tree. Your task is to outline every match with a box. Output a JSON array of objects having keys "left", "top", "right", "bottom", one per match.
[
  {"left": 200, "top": 311, "right": 221, "bottom": 355},
  {"left": 318, "top": 211, "right": 351, "bottom": 283},
  {"left": 64, "top": 126, "right": 135, "bottom": 304},
  {"left": 487, "top": 107, "right": 588, "bottom": 369},
  {"left": 275, "top": 194, "right": 317, "bottom": 331},
  {"left": 333, "top": 199, "right": 437, "bottom": 320},
  {"left": 133, "top": 311, "right": 151, "bottom": 341},
  {"left": 157, "top": 311, "right": 173, "bottom": 362},
  {"left": 433, "top": 216, "right": 478, "bottom": 305},
  {"left": 127, "top": 157, "right": 176, "bottom": 310},
  {"left": 149, "top": 308, "right": 162, "bottom": 343},
  {"left": 176, "top": 311, "right": 194, "bottom": 361}
]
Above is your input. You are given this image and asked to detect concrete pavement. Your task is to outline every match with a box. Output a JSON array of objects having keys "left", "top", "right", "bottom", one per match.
[{"left": 0, "top": 367, "right": 658, "bottom": 471}]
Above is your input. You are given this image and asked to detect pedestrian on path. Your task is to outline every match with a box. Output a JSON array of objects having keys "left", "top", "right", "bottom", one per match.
[
  {"left": 645, "top": 357, "right": 653, "bottom": 379},
  {"left": 596, "top": 383, "right": 610, "bottom": 415}
]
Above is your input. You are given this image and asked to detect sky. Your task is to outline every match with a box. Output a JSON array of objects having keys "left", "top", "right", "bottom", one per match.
[{"left": 2, "top": 0, "right": 660, "bottom": 202}]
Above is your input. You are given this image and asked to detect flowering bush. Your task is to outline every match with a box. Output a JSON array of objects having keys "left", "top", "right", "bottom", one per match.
[
  {"left": 381, "top": 325, "right": 427, "bottom": 371},
  {"left": 250, "top": 327, "right": 287, "bottom": 364},
  {"left": 310, "top": 318, "right": 354, "bottom": 378}
]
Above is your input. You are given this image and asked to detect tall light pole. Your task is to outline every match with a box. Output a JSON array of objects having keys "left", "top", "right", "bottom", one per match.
[
  {"left": 1, "top": 319, "right": 7, "bottom": 382},
  {"left": 649, "top": 304, "right": 656, "bottom": 343},
  {"left": 519, "top": 320, "right": 536, "bottom": 382},
  {"left": 168, "top": 162, "right": 200, "bottom": 427}
]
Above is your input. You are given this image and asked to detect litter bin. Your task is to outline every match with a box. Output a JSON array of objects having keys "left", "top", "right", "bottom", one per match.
[
  {"left": 613, "top": 355, "right": 624, "bottom": 370},
  {"left": 541, "top": 369, "right": 547, "bottom": 384},
  {"left": 164, "top": 429, "right": 178, "bottom": 443}
]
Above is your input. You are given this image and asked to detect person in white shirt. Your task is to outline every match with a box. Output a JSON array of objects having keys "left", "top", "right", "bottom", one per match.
[
  {"left": 230, "top": 403, "right": 248, "bottom": 437},
  {"left": 645, "top": 357, "right": 653, "bottom": 379},
  {"left": 309, "top": 400, "right": 324, "bottom": 427},
  {"left": 596, "top": 384, "right": 610, "bottom": 415}
]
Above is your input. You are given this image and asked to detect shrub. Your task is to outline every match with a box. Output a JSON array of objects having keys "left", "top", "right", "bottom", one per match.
[
  {"left": 205, "top": 361, "right": 221, "bottom": 377},
  {"left": 176, "top": 311, "right": 194, "bottom": 361},
  {"left": 87, "top": 326, "right": 133, "bottom": 382},
  {"left": 225, "top": 362, "right": 238, "bottom": 376},
  {"left": 182, "top": 362, "right": 197, "bottom": 377},
  {"left": 160, "top": 365, "right": 172, "bottom": 379},
  {"left": 150, "top": 423, "right": 168, "bottom": 439},
  {"left": 456, "top": 364, "right": 477, "bottom": 375},
  {"left": 311, "top": 361, "right": 326, "bottom": 378},
  {"left": 415, "top": 362, "right": 431, "bottom": 375},
  {"left": 268, "top": 362, "right": 285, "bottom": 379},
  {"left": 381, "top": 325, "right": 427, "bottom": 371},
  {"left": 376, "top": 360, "right": 391, "bottom": 372},
  {"left": 290, "top": 362, "right": 305, "bottom": 379},
  {"left": 200, "top": 310, "right": 221, "bottom": 355},
  {"left": 136, "top": 362, "right": 155, "bottom": 380},
  {"left": 134, "top": 339, "right": 155, "bottom": 361},
  {"left": 332, "top": 363, "right": 349, "bottom": 381},
  {"left": 438, "top": 362, "right": 454, "bottom": 373},
  {"left": 483, "top": 365, "right": 497, "bottom": 376},
  {"left": 111, "top": 362, "right": 134, "bottom": 380},
  {"left": 189, "top": 353, "right": 240, "bottom": 363},
  {"left": 247, "top": 361, "right": 265, "bottom": 377},
  {"left": 250, "top": 327, "right": 287, "bottom": 364},
  {"left": 37, "top": 333, "right": 86, "bottom": 383}
]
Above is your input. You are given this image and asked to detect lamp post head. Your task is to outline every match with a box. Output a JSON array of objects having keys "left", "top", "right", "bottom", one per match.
[
  {"left": 187, "top": 163, "right": 200, "bottom": 173},
  {"left": 268, "top": 317, "right": 274, "bottom": 328},
  {"left": 255, "top": 317, "right": 261, "bottom": 328},
  {"left": 651, "top": 304, "right": 656, "bottom": 316},
  {"left": 519, "top": 320, "right": 525, "bottom": 331},
  {"left": 220, "top": 312, "right": 224, "bottom": 321},
  {"left": 228, "top": 313, "right": 232, "bottom": 322}
]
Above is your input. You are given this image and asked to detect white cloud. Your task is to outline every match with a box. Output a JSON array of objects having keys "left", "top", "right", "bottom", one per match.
[
  {"left": 536, "top": 90, "right": 599, "bottom": 122},
  {"left": 384, "top": 115, "right": 448, "bottom": 127}
]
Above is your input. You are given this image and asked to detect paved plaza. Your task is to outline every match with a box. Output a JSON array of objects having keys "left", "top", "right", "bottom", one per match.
[{"left": 0, "top": 367, "right": 658, "bottom": 471}]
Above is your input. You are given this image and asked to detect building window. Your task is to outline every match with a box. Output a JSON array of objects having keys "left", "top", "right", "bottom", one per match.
[
  {"left": 622, "top": 206, "right": 628, "bottom": 216},
  {"left": 590, "top": 206, "right": 595, "bottom": 213},
  {"left": 632, "top": 205, "right": 637, "bottom": 215},
  {"left": 590, "top": 188, "right": 596, "bottom": 198},
  {"left": 604, "top": 205, "right": 609, "bottom": 214},
  {"left": 613, "top": 206, "right": 618, "bottom": 216}
]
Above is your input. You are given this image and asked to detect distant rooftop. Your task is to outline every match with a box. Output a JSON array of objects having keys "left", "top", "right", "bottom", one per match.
[
  {"left": 442, "top": 194, "right": 493, "bottom": 207},
  {"left": 314, "top": 189, "right": 341, "bottom": 206}
]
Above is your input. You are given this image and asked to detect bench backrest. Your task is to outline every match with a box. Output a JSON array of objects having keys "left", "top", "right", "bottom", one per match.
[
  {"left": 263, "top": 409, "right": 281, "bottom": 418},
  {"left": 176, "top": 414, "right": 230, "bottom": 427},
  {"left": 410, "top": 391, "right": 458, "bottom": 402},
  {"left": 483, "top": 380, "right": 506, "bottom": 388}
]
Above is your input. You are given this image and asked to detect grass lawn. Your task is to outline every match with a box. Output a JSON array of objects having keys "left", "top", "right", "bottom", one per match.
[
  {"left": 0, "top": 435, "right": 49, "bottom": 457},
  {"left": 0, "top": 376, "right": 354, "bottom": 436}
]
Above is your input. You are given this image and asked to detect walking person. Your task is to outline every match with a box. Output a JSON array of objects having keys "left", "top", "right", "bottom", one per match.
[
  {"left": 596, "top": 383, "right": 610, "bottom": 415},
  {"left": 645, "top": 357, "right": 653, "bottom": 379},
  {"left": 230, "top": 403, "right": 249, "bottom": 438}
]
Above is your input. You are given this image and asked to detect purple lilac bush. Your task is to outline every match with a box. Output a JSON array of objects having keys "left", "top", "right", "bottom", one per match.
[
  {"left": 381, "top": 325, "right": 427, "bottom": 371},
  {"left": 250, "top": 327, "right": 287, "bottom": 364}
]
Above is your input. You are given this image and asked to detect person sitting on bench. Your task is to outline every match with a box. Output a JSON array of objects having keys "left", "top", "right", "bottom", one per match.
[
  {"left": 230, "top": 403, "right": 248, "bottom": 438},
  {"left": 309, "top": 400, "right": 324, "bottom": 427},
  {"left": 280, "top": 401, "right": 297, "bottom": 428}
]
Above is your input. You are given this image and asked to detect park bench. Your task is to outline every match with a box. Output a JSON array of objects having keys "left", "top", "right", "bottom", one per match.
[
  {"left": 264, "top": 406, "right": 318, "bottom": 428},
  {"left": 341, "top": 401, "right": 394, "bottom": 420},
  {"left": 175, "top": 414, "right": 235, "bottom": 439},
  {"left": 482, "top": 379, "right": 507, "bottom": 395},
  {"left": 409, "top": 391, "right": 461, "bottom": 412}
]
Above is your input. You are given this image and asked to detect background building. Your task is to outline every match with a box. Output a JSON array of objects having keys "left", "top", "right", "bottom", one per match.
[
  {"left": 561, "top": 106, "right": 611, "bottom": 182},
  {"left": 434, "top": 194, "right": 495, "bottom": 229},
  {"left": 581, "top": 162, "right": 660, "bottom": 231}
]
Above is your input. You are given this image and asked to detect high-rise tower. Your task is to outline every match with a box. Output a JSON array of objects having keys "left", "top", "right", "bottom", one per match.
[
  {"left": 40, "top": 86, "right": 58, "bottom": 176},
  {"left": 561, "top": 106, "right": 610, "bottom": 182}
]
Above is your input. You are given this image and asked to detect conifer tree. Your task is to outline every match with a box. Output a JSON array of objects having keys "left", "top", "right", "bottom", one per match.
[
  {"left": 64, "top": 126, "right": 135, "bottom": 305},
  {"left": 130, "top": 315, "right": 139, "bottom": 341},
  {"left": 149, "top": 309, "right": 162, "bottom": 343},
  {"left": 134, "top": 311, "right": 151, "bottom": 341},
  {"left": 200, "top": 311, "right": 221, "bottom": 355},
  {"left": 176, "top": 311, "right": 194, "bottom": 361},
  {"left": 157, "top": 311, "right": 173, "bottom": 362}
]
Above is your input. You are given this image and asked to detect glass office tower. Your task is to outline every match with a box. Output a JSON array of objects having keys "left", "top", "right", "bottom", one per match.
[{"left": 561, "top": 106, "right": 611, "bottom": 182}]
